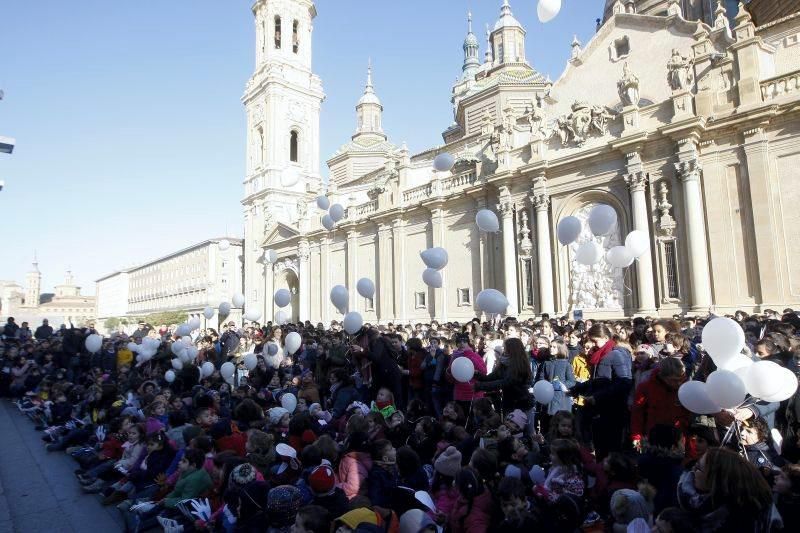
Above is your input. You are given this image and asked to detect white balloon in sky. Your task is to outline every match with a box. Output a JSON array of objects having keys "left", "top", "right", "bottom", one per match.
[
  {"left": 329, "top": 204, "right": 345, "bottom": 223},
  {"left": 537, "top": 0, "right": 562, "bottom": 23},
  {"left": 433, "top": 152, "right": 455, "bottom": 172},
  {"left": 232, "top": 293, "right": 245, "bottom": 308},
  {"left": 218, "top": 239, "right": 231, "bottom": 251},
  {"left": 264, "top": 249, "right": 278, "bottom": 264},
  {"left": 316, "top": 195, "right": 330, "bottom": 210}
]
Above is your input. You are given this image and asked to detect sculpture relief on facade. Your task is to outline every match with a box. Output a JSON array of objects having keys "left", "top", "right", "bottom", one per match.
[
  {"left": 569, "top": 204, "right": 624, "bottom": 311},
  {"left": 617, "top": 62, "right": 640, "bottom": 107},
  {"left": 551, "top": 101, "right": 615, "bottom": 147},
  {"left": 520, "top": 96, "right": 548, "bottom": 139},
  {"left": 656, "top": 182, "right": 677, "bottom": 236},
  {"left": 274, "top": 257, "right": 299, "bottom": 276},
  {"left": 667, "top": 49, "right": 695, "bottom": 92},
  {"left": 518, "top": 209, "right": 533, "bottom": 257},
  {"left": 295, "top": 199, "right": 308, "bottom": 222}
]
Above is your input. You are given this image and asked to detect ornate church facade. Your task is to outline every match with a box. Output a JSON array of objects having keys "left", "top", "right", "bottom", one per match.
[{"left": 242, "top": 0, "right": 800, "bottom": 324}]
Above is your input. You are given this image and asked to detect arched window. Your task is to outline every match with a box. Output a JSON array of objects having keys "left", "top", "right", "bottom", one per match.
[
  {"left": 274, "top": 16, "right": 281, "bottom": 49},
  {"left": 292, "top": 20, "right": 299, "bottom": 54},
  {"left": 290, "top": 130, "right": 299, "bottom": 163}
]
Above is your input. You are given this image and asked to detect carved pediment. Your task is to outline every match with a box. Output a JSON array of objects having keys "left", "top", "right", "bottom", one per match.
[{"left": 262, "top": 222, "right": 300, "bottom": 247}]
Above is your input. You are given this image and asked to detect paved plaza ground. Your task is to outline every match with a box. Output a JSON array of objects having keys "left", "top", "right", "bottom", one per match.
[{"left": 0, "top": 400, "right": 122, "bottom": 532}]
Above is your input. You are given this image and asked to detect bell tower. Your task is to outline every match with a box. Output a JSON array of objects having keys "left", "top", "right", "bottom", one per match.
[
  {"left": 242, "top": 0, "right": 325, "bottom": 313},
  {"left": 25, "top": 254, "right": 41, "bottom": 308}
]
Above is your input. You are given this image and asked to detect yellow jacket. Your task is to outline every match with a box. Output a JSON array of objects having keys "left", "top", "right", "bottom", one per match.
[
  {"left": 117, "top": 348, "right": 133, "bottom": 369},
  {"left": 571, "top": 355, "right": 591, "bottom": 406}
]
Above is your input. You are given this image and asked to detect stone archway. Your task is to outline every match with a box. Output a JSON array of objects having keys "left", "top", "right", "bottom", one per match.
[{"left": 274, "top": 268, "right": 300, "bottom": 323}]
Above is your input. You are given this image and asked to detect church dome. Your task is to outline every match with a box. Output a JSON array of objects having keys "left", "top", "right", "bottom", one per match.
[
  {"left": 494, "top": 0, "right": 523, "bottom": 31},
  {"left": 357, "top": 91, "right": 381, "bottom": 106},
  {"left": 464, "top": 32, "right": 479, "bottom": 48}
]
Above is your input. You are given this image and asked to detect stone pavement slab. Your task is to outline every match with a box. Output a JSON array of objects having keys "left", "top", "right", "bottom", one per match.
[{"left": 0, "top": 400, "right": 123, "bottom": 532}]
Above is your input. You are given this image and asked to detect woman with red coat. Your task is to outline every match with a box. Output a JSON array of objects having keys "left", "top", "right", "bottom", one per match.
[
  {"left": 447, "top": 333, "right": 487, "bottom": 416},
  {"left": 406, "top": 337, "right": 426, "bottom": 402},
  {"left": 630, "top": 357, "right": 690, "bottom": 450}
]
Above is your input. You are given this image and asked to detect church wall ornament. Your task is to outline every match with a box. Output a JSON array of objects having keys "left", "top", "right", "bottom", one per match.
[{"left": 550, "top": 101, "right": 616, "bottom": 148}]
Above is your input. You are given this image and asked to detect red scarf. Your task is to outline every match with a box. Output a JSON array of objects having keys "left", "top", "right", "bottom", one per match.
[
  {"left": 376, "top": 400, "right": 393, "bottom": 411},
  {"left": 589, "top": 339, "right": 616, "bottom": 367}
]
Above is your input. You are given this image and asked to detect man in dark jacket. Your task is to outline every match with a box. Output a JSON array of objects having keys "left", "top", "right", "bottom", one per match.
[
  {"left": 219, "top": 322, "right": 241, "bottom": 365},
  {"left": 34, "top": 319, "right": 53, "bottom": 340},
  {"left": 3, "top": 317, "right": 19, "bottom": 340},
  {"left": 365, "top": 329, "right": 403, "bottom": 410}
]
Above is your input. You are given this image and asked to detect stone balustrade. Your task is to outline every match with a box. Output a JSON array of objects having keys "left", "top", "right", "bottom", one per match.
[{"left": 761, "top": 70, "right": 800, "bottom": 101}]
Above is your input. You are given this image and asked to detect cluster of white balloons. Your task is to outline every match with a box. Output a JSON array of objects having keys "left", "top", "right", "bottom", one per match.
[
  {"left": 678, "top": 317, "right": 799, "bottom": 414},
  {"left": 421, "top": 247, "right": 448, "bottom": 288},
  {"left": 557, "top": 204, "right": 649, "bottom": 268},
  {"left": 317, "top": 195, "right": 345, "bottom": 231},
  {"left": 537, "top": 0, "right": 562, "bottom": 23},
  {"left": 329, "top": 281, "right": 369, "bottom": 335},
  {"left": 134, "top": 337, "right": 161, "bottom": 364}
]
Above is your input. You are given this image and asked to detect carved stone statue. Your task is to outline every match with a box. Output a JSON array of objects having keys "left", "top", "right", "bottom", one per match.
[
  {"left": 551, "top": 101, "right": 616, "bottom": 147},
  {"left": 295, "top": 200, "right": 307, "bottom": 221},
  {"left": 617, "top": 62, "right": 640, "bottom": 107},
  {"left": 667, "top": 49, "right": 695, "bottom": 91},
  {"left": 263, "top": 208, "right": 275, "bottom": 233},
  {"left": 521, "top": 96, "right": 548, "bottom": 139},
  {"left": 480, "top": 109, "right": 494, "bottom": 135}
]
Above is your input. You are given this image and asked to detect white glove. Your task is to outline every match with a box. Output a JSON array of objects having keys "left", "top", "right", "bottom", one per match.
[
  {"left": 190, "top": 498, "right": 212, "bottom": 522},
  {"left": 130, "top": 501, "right": 156, "bottom": 513},
  {"left": 95, "top": 426, "right": 106, "bottom": 442},
  {"left": 65, "top": 421, "right": 76, "bottom": 430},
  {"left": 157, "top": 516, "right": 184, "bottom": 533}
]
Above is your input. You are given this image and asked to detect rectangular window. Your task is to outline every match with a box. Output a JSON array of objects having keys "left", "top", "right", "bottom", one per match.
[
  {"left": 665, "top": 240, "right": 679, "bottom": 299},
  {"left": 365, "top": 297, "right": 374, "bottom": 312},
  {"left": 457, "top": 288, "right": 471, "bottom": 306},
  {"left": 292, "top": 20, "right": 299, "bottom": 54},
  {"left": 524, "top": 258, "right": 534, "bottom": 307},
  {"left": 274, "top": 16, "right": 281, "bottom": 49},
  {"left": 414, "top": 291, "right": 426, "bottom": 309},
  {"left": 221, "top": 278, "right": 228, "bottom": 288}
]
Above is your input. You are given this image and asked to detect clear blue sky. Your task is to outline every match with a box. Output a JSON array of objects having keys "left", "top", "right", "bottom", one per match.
[{"left": 0, "top": 0, "right": 599, "bottom": 294}]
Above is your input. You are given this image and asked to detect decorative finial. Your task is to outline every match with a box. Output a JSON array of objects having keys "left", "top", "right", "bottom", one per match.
[
  {"left": 367, "top": 58, "right": 372, "bottom": 89},
  {"left": 468, "top": 11, "right": 472, "bottom": 33}
]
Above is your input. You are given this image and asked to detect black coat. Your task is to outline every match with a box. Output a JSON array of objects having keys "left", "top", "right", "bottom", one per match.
[{"left": 368, "top": 336, "right": 402, "bottom": 400}]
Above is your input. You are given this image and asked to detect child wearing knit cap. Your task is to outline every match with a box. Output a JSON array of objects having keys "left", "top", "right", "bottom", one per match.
[{"left": 432, "top": 446, "right": 462, "bottom": 521}]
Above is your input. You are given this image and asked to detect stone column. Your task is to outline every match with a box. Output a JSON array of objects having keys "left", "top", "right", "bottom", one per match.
[
  {"left": 377, "top": 223, "right": 394, "bottom": 322},
  {"left": 320, "top": 236, "right": 330, "bottom": 324},
  {"left": 532, "top": 193, "right": 555, "bottom": 316},
  {"left": 346, "top": 230, "right": 358, "bottom": 313},
  {"left": 298, "top": 239, "right": 310, "bottom": 322},
  {"left": 499, "top": 199, "right": 519, "bottom": 316},
  {"left": 742, "top": 127, "right": 780, "bottom": 305},
  {"left": 624, "top": 171, "right": 658, "bottom": 314},
  {"left": 264, "top": 259, "right": 274, "bottom": 323},
  {"left": 392, "top": 218, "right": 407, "bottom": 322},
  {"left": 675, "top": 159, "right": 713, "bottom": 311},
  {"left": 430, "top": 206, "right": 448, "bottom": 321}
]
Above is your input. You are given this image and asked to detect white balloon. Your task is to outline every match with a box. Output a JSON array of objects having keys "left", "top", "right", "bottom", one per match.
[
  {"left": 321, "top": 214, "right": 335, "bottom": 231},
  {"left": 451, "top": 357, "right": 475, "bottom": 383},
  {"left": 265, "top": 249, "right": 278, "bottom": 264},
  {"left": 706, "top": 370, "right": 747, "bottom": 409},
  {"left": 625, "top": 230, "right": 650, "bottom": 258},
  {"left": 745, "top": 360, "right": 784, "bottom": 399},
  {"left": 201, "top": 361, "right": 215, "bottom": 378},
  {"left": 343, "top": 312, "right": 364, "bottom": 335},
  {"left": 761, "top": 368, "right": 799, "bottom": 402},
  {"left": 356, "top": 278, "right": 375, "bottom": 299},
  {"left": 185, "top": 346, "right": 198, "bottom": 360},
  {"left": 181, "top": 336, "right": 192, "bottom": 347},
  {"left": 533, "top": 380, "right": 555, "bottom": 404},
  {"left": 316, "top": 195, "right": 330, "bottom": 210},
  {"left": 85, "top": 334, "right": 103, "bottom": 354},
  {"left": 529, "top": 465, "right": 546, "bottom": 485},
  {"left": 220, "top": 362, "right": 236, "bottom": 380},
  {"left": 476, "top": 289, "right": 509, "bottom": 315},
  {"left": 165, "top": 370, "right": 176, "bottom": 383},
  {"left": 587, "top": 204, "right": 617, "bottom": 236},
  {"left": 188, "top": 317, "right": 201, "bottom": 331},
  {"left": 244, "top": 309, "right": 262, "bottom": 322},
  {"left": 274, "top": 288, "right": 291, "bottom": 308},
  {"left": 243, "top": 353, "right": 258, "bottom": 371},
  {"left": 127, "top": 342, "right": 139, "bottom": 353},
  {"left": 175, "top": 324, "right": 191, "bottom": 337},
  {"left": 678, "top": 380, "right": 720, "bottom": 415},
  {"left": 171, "top": 358, "right": 184, "bottom": 371},
  {"left": 219, "top": 302, "right": 232, "bottom": 317},
  {"left": 433, "top": 152, "right": 455, "bottom": 172},
  {"left": 701, "top": 317, "right": 745, "bottom": 366},
  {"left": 575, "top": 241, "right": 603, "bottom": 266},
  {"left": 267, "top": 342, "right": 279, "bottom": 356},
  {"left": 171, "top": 342, "right": 186, "bottom": 357},
  {"left": 420, "top": 247, "right": 448, "bottom": 270},
  {"left": 719, "top": 354, "right": 753, "bottom": 373},
  {"left": 218, "top": 239, "right": 231, "bottom": 251},
  {"left": 422, "top": 268, "right": 443, "bottom": 288},
  {"left": 537, "top": 0, "right": 562, "bottom": 23},
  {"left": 606, "top": 246, "right": 635, "bottom": 268},
  {"left": 330, "top": 285, "right": 349, "bottom": 313},
  {"left": 329, "top": 203, "right": 345, "bottom": 222},
  {"left": 475, "top": 209, "right": 500, "bottom": 232},
  {"left": 274, "top": 310, "right": 289, "bottom": 325},
  {"left": 203, "top": 306, "right": 215, "bottom": 320},
  {"left": 281, "top": 393, "right": 298, "bottom": 413},
  {"left": 557, "top": 216, "right": 582, "bottom": 246},
  {"left": 232, "top": 293, "right": 246, "bottom": 308},
  {"left": 285, "top": 332, "right": 302, "bottom": 354}
]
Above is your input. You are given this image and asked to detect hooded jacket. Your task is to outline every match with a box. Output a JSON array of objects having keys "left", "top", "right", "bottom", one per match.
[{"left": 630, "top": 368, "right": 690, "bottom": 443}]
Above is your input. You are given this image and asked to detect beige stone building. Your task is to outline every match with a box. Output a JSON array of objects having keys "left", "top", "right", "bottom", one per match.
[
  {"left": 244, "top": 0, "right": 800, "bottom": 323},
  {"left": 96, "top": 238, "right": 244, "bottom": 327}
]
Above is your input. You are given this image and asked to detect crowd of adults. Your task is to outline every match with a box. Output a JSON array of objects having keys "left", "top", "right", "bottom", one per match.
[{"left": 1, "top": 309, "right": 800, "bottom": 532}]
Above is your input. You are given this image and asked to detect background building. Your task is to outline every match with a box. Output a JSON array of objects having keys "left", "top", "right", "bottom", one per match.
[
  {"left": 0, "top": 256, "right": 95, "bottom": 326},
  {"left": 94, "top": 238, "right": 245, "bottom": 332},
  {"left": 247, "top": 0, "right": 800, "bottom": 323}
]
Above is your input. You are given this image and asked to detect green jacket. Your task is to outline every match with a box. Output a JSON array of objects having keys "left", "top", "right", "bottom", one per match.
[{"left": 163, "top": 467, "right": 212, "bottom": 508}]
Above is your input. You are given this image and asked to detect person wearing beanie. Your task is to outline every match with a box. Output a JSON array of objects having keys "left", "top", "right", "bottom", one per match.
[
  {"left": 504, "top": 409, "right": 528, "bottom": 438},
  {"left": 610, "top": 487, "right": 655, "bottom": 532},
  {"left": 246, "top": 429, "right": 276, "bottom": 477},
  {"left": 434, "top": 446, "right": 463, "bottom": 478},
  {"left": 271, "top": 443, "right": 301, "bottom": 486},
  {"left": 269, "top": 407, "right": 290, "bottom": 428},
  {"left": 308, "top": 464, "right": 348, "bottom": 518},
  {"left": 335, "top": 508, "right": 381, "bottom": 532},
  {"left": 266, "top": 484, "right": 303, "bottom": 532},
  {"left": 399, "top": 508, "right": 438, "bottom": 533}
]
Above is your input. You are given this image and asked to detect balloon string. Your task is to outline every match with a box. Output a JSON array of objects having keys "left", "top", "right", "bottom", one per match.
[{"left": 622, "top": 266, "right": 634, "bottom": 298}]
